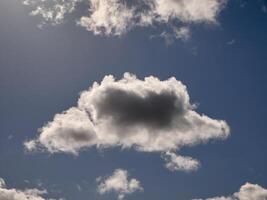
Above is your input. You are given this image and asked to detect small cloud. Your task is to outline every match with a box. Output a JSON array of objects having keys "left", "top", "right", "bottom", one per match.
[
  {"left": 174, "top": 27, "right": 191, "bottom": 41},
  {"left": 7, "top": 134, "right": 14, "bottom": 140},
  {"left": 76, "top": 184, "right": 82, "bottom": 192},
  {"left": 97, "top": 169, "right": 143, "bottom": 200},
  {"left": 159, "top": 26, "right": 191, "bottom": 45},
  {"left": 24, "top": 140, "right": 39, "bottom": 152},
  {"left": 24, "top": 179, "right": 30, "bottom": 184},
  {"left": 227, "top": 39, "right": 236, "bottom": 45},
  {"left": 262, "top": 5, "right": 267, "bottom": 13},
  {"left": 0, "top": 177, "right": 60, "bottom": 200},
  {"left": 193, "top": 182, "right": 267, "bottom": 200},
  {"left": 162, "top": 152, "right": 200, "bottom": 172}
]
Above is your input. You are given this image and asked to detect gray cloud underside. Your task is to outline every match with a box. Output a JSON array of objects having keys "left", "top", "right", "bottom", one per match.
[
  {"left": 22, "top": 0, "right": 227, "bottom": 38},
  {"left": 25, "top": 73, "right": 230, "bottom": 172}
]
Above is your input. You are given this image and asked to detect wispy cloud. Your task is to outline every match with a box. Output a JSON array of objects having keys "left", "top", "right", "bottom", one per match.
[
  {"left": 226, "top": 39, "right": 236, "bottom": 45},
  {"left": 22, "top": 0, "right": 227, "bottom": 39},
  {"left": 0, "top": 178, "right": 60, "bottom": 200}
]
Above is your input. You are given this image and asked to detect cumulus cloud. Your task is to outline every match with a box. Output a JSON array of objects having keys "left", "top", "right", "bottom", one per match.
[
  {"left": 25, "top": 73, "right": 230, "bottom": 171},
  {"left": 97, "top": 169, "right": 143, "bottom": 200},
  {"left": 0, "top": 178, "right": 57, "bottom": 200},
  {"left": 194, "top": 182, "right": 267, "bottom": 200},
  {"left": 22, "top": 0, "right": 227, "bottom": 38},
  {"left": 162, "top": 151, "right": 200, "bottom": 172}
]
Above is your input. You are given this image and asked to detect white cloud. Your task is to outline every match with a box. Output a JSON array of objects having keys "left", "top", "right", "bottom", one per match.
[
  {"left": 159, "top": 26, "right": 191, "bottom": 45},
  {"left": 148, "top": 0, "right": 225, "bottom": 24},
  {"left": 22, "top": 0, "right": 227, "bottom": 38},
  {"left": 174, "top": 27, "right": 191, "bottom": 40},
  {"left": 194, "top": 183, "right": 267, "bottom": 200},
  {"left": 23, "top": 0, "right": 81, "bottom": 27},
  {"left": 97, "top": 169, "right": 143, "bottom": 200},
  {"left": 0, "top": 178, "right": 56, "bottom": 200},
  {"left": 79, "top": 0, "right": 135, "bottom": 36},
  {"left": 25, "top": 73, "right": 230, "bottom": 171},
  {"left": 24, "top": 139, "right": 39, "bottom": 152},
  {"left": 25, "top": 107, "right": 97, "bottom": 155},
  {"left": 162, "top": 152, "right": 200, "bottom": 172}
]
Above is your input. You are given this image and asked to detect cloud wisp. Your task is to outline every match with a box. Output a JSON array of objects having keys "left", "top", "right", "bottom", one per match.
[
  {"left": 22, "top": 0, "right": 227, "bottom": 39},
  {"left": 97, "top": 169, "right": 143, "bottom": 200},
  {"left": 0, "top": 178, "right": 57, "bottom": 200},
  {"left": 194, "top": 182, "right": 267, "bottom": 200},
  {"left": 24, "top": 73, "right": 230, "bottom": 172},
  {"left": 162, "top": 151, "right": 200, "bottom": 172}
]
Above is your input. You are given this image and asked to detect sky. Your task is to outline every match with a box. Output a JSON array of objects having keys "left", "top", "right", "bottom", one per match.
[{"left": 0, "top": 0, "right": 267, "bottom": 200}]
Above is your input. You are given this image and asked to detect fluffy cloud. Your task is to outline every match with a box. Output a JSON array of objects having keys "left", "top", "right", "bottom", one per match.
[
  {"left": 0, "top": 178, "right": 56, "bottom": 200},
  {"left": 22, "top": 0, "right": 227, "bottom": 38},
  {"left": 97, "top": 169, "right": 143, "bottom": 200},
  {"left": 25, "top": 107, "right": 96, "bottom": 154},
  {"left": 25, "top": 73, "right": 230, "bottom": 171},
  {"left": 194, "top": 182, "right": 267, "bottom": 200},
  {"left": 162, "top": 151, "right": 200, "bottom": 172},
  {"left": 79, "top": 0, "right": 135, "bottom": 36}
]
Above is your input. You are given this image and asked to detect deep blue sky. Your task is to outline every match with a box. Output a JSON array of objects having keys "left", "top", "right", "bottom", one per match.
[{"left": 0, "top": 0, "right": 267, "bottom": 199}]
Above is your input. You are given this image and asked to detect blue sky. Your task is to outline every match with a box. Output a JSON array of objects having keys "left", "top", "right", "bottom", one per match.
[{"left": 0, "top": 0, "right": 267, "bottom": 200}]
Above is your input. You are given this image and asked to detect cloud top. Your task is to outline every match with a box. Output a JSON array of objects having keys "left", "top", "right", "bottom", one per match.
[
  {"left": 194, "top": 182, "right": 267, "bottom": 200},
  {"left": 25, "top": 73, "right": 230, "bottom": 171}
]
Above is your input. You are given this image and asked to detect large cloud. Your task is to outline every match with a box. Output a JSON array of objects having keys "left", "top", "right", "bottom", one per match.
[
  {"left": 25, "top": 73, "right": 230, "bottom": 171},
  {"left": 0, "top": 178, "right": 58, "bottom": 200},
  {"left": 194, "top": 182, "right": 267, "bottom": 200},
  {"left": 97, "top": 169, "right": 143, "bottom": 200},
  {"left": 22, "top": 0, "right": 227, "bottom": 38}
]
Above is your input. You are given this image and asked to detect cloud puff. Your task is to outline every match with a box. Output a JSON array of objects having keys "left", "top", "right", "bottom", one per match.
[
  {"left": 22, "top": 0, "right": 227, "bottom": 38},
  {"left": 162, "top": 151, "right": 200, "bottom": 172},
  {"left": 194, "top": 182, "right": 267, "bottom": 200},
  {"left": 0, "top": 178, "right": 56, "bottom": 200},
  {"left": 25, "top": 73, "right": 230, "bottom": 171},
  {"left": 97, "top": 169, "right": 143, "bottom": 200},
  {"left": 25, "top": 107, "right": 97, "bottom": 154}
]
